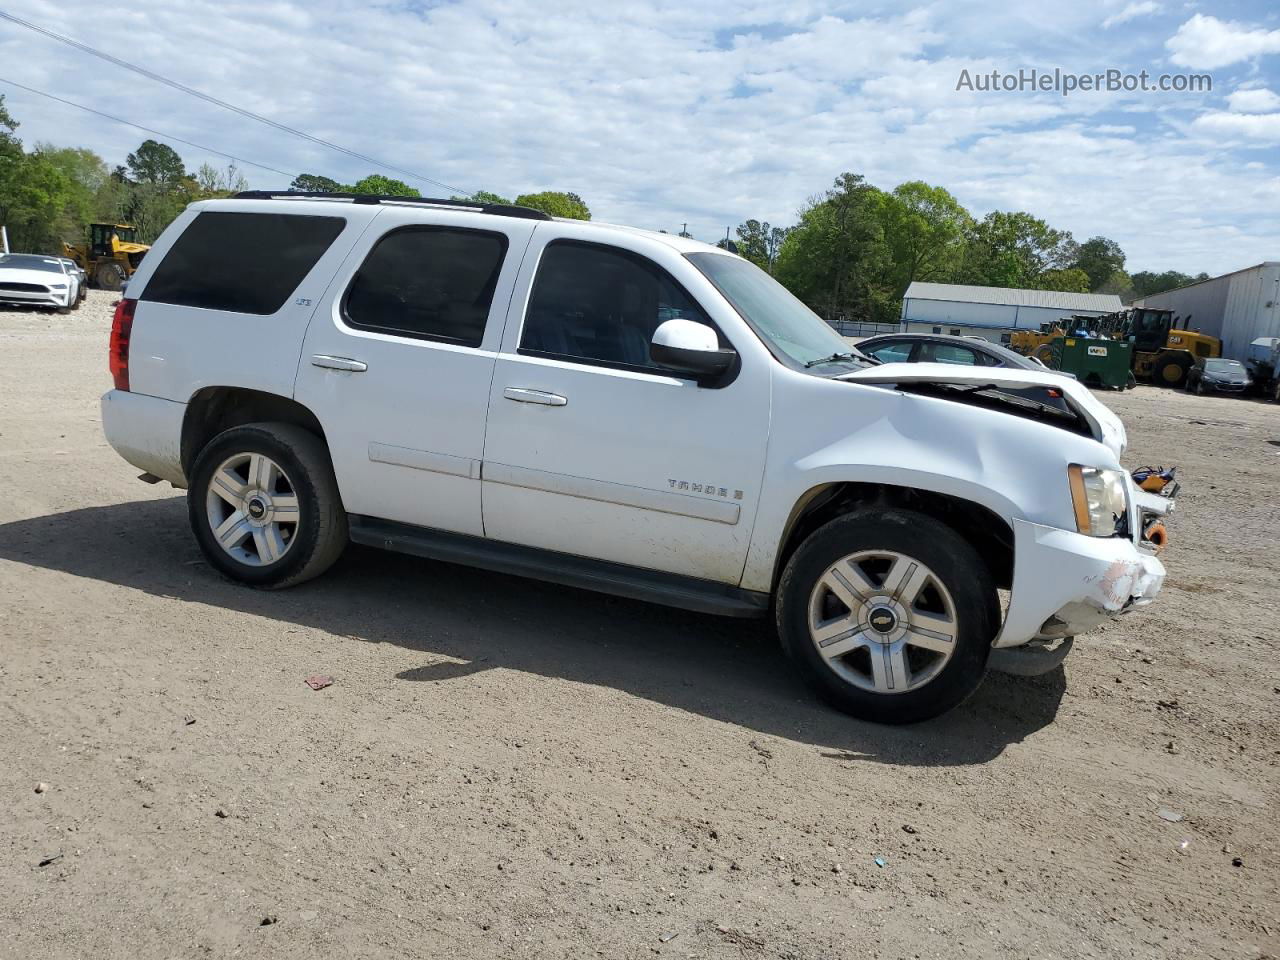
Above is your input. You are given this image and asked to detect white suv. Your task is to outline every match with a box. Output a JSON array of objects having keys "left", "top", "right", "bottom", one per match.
[{"left": 101, "top": 192, "right": 1171, "bottom": 723}]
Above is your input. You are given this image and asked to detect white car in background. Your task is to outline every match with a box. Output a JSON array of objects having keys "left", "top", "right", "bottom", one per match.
[
  {"left": 0, "top": 253, "right": 82, "bottom": 312},
  {"left": 57, "top": 256, "right": 89, "bottom": 305}
]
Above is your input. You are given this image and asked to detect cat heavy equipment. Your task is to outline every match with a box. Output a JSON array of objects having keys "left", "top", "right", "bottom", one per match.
[
  {"left": 1117, "top": 307, "right": 1220, "bottom": 389},
  {"left": 63, "top": 223, "right": 149, "bottom": 291}
]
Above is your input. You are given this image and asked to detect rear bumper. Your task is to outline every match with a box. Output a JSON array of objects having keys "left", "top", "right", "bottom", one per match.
[
  {"left": 100, "top": 390, "right": 188, "bottom": 488},
  {"left": 994, "top": 519, "right": 1166, "bottom": 648}
]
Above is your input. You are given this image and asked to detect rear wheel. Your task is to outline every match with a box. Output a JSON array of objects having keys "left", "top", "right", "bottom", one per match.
[
  {"left": 188, "top": 423, "right": 347, "bottom": 589},
  {"left": 776, "top": 509, "right": 996, "bottom": 724}
]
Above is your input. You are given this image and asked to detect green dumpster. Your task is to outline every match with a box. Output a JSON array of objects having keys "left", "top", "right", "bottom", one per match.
[{"left": 1054, "top": 336, "right": 1133, "bottom": 390}]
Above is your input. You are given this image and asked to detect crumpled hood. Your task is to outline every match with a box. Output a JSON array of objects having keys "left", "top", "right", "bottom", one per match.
[
  {"left": 0, "top": 267, "right": 66, "bottom": 287},
  {"left": 838, "top": 361, "right": 1128, "bottom": 458}
]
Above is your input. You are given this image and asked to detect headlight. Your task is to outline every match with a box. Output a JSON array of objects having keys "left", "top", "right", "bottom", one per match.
[
  {"left": 1068, "top": 465, "right": 1128, "bottom": 537},
  {"left": 50, "top": 283, "right": 68, "bottom": 290}
]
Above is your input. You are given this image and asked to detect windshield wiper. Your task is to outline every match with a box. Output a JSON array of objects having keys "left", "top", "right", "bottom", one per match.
[{"left": 804, "top": 352, "right": 861, "bottom": 368}]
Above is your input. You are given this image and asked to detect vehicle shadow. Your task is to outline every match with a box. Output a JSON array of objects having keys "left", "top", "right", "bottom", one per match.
[{"left": 0, "top": 497, "right": 1066, "bottom": 766}]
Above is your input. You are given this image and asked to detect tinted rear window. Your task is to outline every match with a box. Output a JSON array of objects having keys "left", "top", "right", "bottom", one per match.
[
  {"left": 141, "top": 211, "right": 345, "bottom": 315},
  {"left": 343, "top": 226, "right": 507, "bottom": 347}
]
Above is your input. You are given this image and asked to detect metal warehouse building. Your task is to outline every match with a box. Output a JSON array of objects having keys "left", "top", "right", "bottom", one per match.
[
  {"left": 900, "top": 282, "right": 1123, "bottom": 344},
  {"left": 1132, "top": 262, "right": 1280, "bottom": 362}
]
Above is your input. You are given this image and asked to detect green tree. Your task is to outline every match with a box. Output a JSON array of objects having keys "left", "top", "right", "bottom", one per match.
[
  {"left": 290, "top": 173, "right": 340, "bottom": 193},
  {"left": 774, "top": 173, "right": 896, "bottom": 323},
  {"left": 734, "top": 219, "right": 789, "bottom": 273},
  {"left": 454, "top": 190, "right": 511, "bottom": 205},
  {"left": 1130, "top": 270, "right": 1206, "bottom": 298},
  {"left": 196, "top": 162, "right": 249, "bottom": 196},
  {"left": 959, "top": 211, "right": 1077, "bottom": 289},
  {"left": 1071, "top": 236, "right": 1126, "bottom": 291},
  {"left": 1096, "top": 269, "right": 1137, "bottom": 302},
  {"left": 513, "top": 191, "right": 591, "bottom": 219},
  {"left": 349, "top": 174, "right": 419, "bottom": 197},
  {"left": 0, "top": 152, "right": 75, "bottom": 252},
  {"left": 875, "top": 181, "right": 973, "bottom": 293},
  {"left": 126, "top": 139, "right": 187, "bottom": 185},
  {"left": 1034, "top": 267, "right": 1091, "bottom": 293},
  {"left": 30, "top": 144, "right": 110, "bottom": 244}
]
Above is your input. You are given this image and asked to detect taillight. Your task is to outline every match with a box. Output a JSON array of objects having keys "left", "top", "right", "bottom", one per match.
[{"left": 109, "top": 298, "right": 137, "bottom": 391}]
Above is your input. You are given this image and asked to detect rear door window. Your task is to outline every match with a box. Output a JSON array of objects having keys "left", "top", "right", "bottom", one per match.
[
  {"left": 343, "top": 226, "right": 508, "bottom": 347},
  {"left": 141, "top": 211, "right": 345, "bottom": 315},
  {"left": 922, "top": 343, "right": 980, "bottom": 365},
  {"left": 866, "top": 341, "right": 913, "bottom": 364}
]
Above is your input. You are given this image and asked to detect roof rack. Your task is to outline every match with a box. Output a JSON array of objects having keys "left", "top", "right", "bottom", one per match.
[{"left": 231, "top": 191, "right": 553, "bottom": 221}]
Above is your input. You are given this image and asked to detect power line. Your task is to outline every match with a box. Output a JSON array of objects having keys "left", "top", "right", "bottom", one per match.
[
  {"left": 0, "top": 76, "right": 298, "bottom": 178},
  {"left": 0, "top": 9, "right": 471, "bottom": 195}
]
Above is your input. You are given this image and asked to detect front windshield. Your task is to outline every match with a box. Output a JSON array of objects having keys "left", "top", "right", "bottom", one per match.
[
  {"left": 686, "top": 252, "right": 868, "bottom": 369},
  {"left": 1204, "top": 359, "right": 1242, "bottom": 371},
  {"left": 0, "top": 254, "right": 64, "bottom": 273},
  {"left": 115, "top": 227, "right": 137, "bottom": 243}
]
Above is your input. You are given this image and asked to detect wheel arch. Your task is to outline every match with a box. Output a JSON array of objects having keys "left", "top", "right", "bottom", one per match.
[
  {"left": 770, "top": 480, "right": 1015, "bottom": 597},
  {"left": 182, "top": 387, "right": 328, "bottom": 478}
]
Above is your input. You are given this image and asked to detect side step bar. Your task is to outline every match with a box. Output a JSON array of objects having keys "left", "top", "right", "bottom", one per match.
[{"left": 348, "top": 515, "right": 770, "bottom": 619}]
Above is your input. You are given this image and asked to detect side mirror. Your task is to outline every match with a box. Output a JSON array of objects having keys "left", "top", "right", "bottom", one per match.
[{"left": 650, "top": 318, "right": 736, "bottom": 382}]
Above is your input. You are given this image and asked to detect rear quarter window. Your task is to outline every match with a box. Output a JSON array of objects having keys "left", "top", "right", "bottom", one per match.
[{"left": 140, "top": 211, "right": 345, "bottom": 315}]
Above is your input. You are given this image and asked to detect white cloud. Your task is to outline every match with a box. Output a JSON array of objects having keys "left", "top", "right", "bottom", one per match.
[
  {"left": 1226, "top": 88, "right": 1280, "bottom": 113},
  {"left": 1191, "top": 112, "right": 1280, "bottom": 141},
  {"left": 1102, "top": 2, "right": 1159, "bottom": 30},
  {"left": 0, "top": 0, "right": 1276, "bottom": 275},
  {"left": 1166, "top": 14, "right": 1280, "bottom": 69}
]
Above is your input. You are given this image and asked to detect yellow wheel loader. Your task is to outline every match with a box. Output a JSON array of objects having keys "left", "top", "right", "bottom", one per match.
[{"left": 63, "top": 223, "right": 150, "bottom": 291}]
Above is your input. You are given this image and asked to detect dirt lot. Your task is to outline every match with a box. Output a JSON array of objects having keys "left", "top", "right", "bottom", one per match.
[{"left": 1, "top": 291, "right": 1277, "bottom": 959}]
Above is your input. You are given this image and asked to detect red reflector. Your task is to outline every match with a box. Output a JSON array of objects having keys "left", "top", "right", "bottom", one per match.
[{"left": 109, "top": 298, "right": 137, "bottom": 391}]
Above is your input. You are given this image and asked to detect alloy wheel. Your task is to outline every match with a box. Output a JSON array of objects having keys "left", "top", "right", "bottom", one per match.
[
  {"left": 807, "top": 550, "right": 958, "bottom": 694},
  {"left": 205, "top": 452, "right": 300, "bottom": 566}
]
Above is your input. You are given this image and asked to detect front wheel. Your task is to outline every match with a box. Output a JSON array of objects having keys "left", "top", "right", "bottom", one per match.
[
  {"left": 95, "top": 262, "right": 126, "bottom": 291},
  {"left": 188, "top": 423, "right": 348, "bottom": 589},
  {"left": 776, "top": 509, "right": 997, "bottom": 724}
]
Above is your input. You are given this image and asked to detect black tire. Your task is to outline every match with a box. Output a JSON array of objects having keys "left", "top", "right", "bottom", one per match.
[
  {"left": 187, "top": 422, "right": 348, "bottom": 589},
  {"left": 1154, "top": 351, "right": 1190, "bottom": 389},
  {"left": 95, "top": 262, "right": 126, "bottom": 291},
  {"left": 776, "top": 509, "right": 996, "bottom": 724}
]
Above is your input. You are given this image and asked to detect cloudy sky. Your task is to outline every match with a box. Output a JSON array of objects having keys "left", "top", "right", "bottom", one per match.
[{"left": 3, "top": 0, "right": 1278, "bottom": 274}]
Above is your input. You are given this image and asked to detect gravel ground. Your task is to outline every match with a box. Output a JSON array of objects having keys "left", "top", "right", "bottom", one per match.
[{"left": 1, "top": 291, "right": 1277, "bottom": 959}]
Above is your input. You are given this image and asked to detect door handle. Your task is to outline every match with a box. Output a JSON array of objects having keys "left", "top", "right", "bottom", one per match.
[
  {"left": 504, "top": 387, "right": 567, "bottom": 406},
  {"left": 311, "top": 355, "right": 368, "bottom": 372}
]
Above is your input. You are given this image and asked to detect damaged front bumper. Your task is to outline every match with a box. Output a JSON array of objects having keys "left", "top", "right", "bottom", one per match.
[{"left": 993, "top": 518, "right": 1166, "bottom": 649}]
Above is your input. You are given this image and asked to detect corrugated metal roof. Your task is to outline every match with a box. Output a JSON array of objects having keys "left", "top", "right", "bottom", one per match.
[{"left": 904, "top": 282, "right": 1123, "bottom": 312}]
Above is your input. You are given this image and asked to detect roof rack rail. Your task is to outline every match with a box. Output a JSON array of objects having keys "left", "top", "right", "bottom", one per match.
[{"left": 231, "top": 191, "right": 553, "bottom": 221}]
